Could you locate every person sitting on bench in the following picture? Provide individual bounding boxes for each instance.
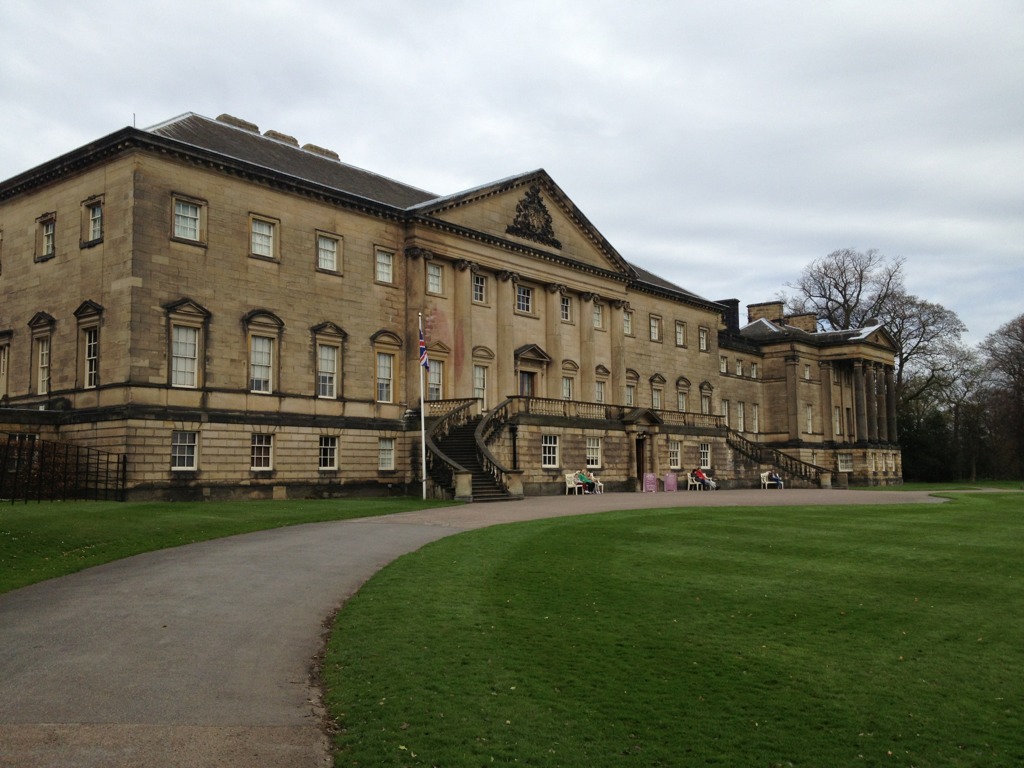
[693,467,715,490]
[576,469,596,494]
[768,470,783,489]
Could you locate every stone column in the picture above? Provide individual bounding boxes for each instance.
[627,429,638,487]
[866,364,879,443]
[578,293,597,403]
[885,365,898,443]
[404,247,430,406]
[544,284,565,399]
[819,360,835,442]
[876,364,888,443]
[853,359,868,444]
[453,260,473,398]
[496,271,518,400]
[785,354,800,442]
[610,301,627,405]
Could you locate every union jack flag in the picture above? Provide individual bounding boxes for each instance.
[419,328,430,371]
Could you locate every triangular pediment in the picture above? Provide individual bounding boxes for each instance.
[162,297,211,320]
[622,408,664,426]
[514,343,552,365]
[409,171,633,279]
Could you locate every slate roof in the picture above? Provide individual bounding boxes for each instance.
[146,113,438,209]
[738,317,891,347]
[628,261,717,307]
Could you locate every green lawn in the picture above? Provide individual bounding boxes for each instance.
[324,494,1024,767]
[0,497,455,594]
[868,480,1023,492]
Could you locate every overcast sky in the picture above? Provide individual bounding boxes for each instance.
[2,0,1021,345]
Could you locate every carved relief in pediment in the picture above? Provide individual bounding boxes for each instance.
[505,184,561,249]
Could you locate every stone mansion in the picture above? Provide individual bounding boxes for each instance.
[0,113,902,500]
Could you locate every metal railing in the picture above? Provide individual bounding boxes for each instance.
[1,432,127,503]
[474,398,520,494]
[506,396,726,429]
[725,429,825,486]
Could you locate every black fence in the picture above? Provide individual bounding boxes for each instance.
[0,432,126,503]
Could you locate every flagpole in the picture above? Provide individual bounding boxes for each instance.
[418,313,427,500]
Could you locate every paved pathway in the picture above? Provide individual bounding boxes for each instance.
[0,489,944,767]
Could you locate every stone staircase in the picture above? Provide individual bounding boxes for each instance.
[434,416,514,502]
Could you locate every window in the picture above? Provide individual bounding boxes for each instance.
[561,295,572,322]
[172,198,203,242]
[699,442,711,469]
[623,310,634,336]
[668,440,681,470]
[319,436,338,470]
[249,336,274,393]
[541,434,559,468]
[376,352,394,403]
[593,302,604,329]
[804,364,811,381]
[699,327,710,351]
[317,343,338,398]
[82,198,103,245]
[751,363,759,379]
[586,437,602,469]
[378,437,395,470]
[473,364,487,407]
[626,383,636,407]
[165,299,209,389]
[428,360,444,401]
[834,406,843,435]
[516,284,533,314]
[171,325,199,388]
[250,216,276,259]
[171,431,198,471]
[737,402,745,432]
[735,360,743,376]
[251,434,273,470]
[805,403,814,434]
[472,273,487,303]
[701,392,711,414]
[677,390,688,412]
[375,249,394,283]
[675,321,687,346]
[426,262,443,294]
[838,453,854,473]
[720,356,728,373]
[317,233,340,272]
[519,370,536,397]
[562,376,574,400]
[83,327,99,389]
[752,403,760,433]
[721,399,730,427]
[652,387,663,410]
[37,213,56,260]
[649,315,662,342]
[595,380,605,403]
[36,336,50,394]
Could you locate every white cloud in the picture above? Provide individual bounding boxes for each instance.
[1,0,1021,346]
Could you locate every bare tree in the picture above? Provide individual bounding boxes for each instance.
[785,249,965,404]
[980,314,1024,393]
[978,314,1024,478]
[882,289,967,402]
[785,248,905,331]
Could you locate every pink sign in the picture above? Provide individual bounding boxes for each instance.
[664,473,678,491]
